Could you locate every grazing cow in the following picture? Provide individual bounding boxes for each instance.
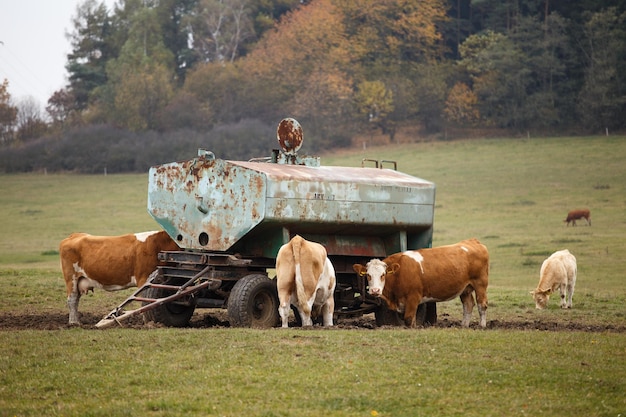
[353,238,489,328]
[564,209,591,226]
[531,249,577,309]
[275,235,336,328]
[59,230,179,325]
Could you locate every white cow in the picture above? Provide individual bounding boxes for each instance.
[275,235,336,328]
[531,249,577,309]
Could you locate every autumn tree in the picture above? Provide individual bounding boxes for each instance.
[355,80,394,136]
[336,0,447,71]
[444,82,479,125]
[292,67,355,149]
[238,0,354,133]
[183,61,250,123]
[15,97,49,142]
[47,89,80,129]
[335,0,448,133]
[0,79,18,144]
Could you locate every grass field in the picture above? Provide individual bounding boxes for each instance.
[1,135,625,416]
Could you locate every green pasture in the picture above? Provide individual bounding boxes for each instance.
[1,329,623,417]
[1,135,625,416]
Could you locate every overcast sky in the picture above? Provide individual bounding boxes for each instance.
[0,0,115,109]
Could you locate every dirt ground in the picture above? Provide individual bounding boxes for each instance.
[1,309,623,332]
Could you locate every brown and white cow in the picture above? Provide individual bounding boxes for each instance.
[531,249,577,309]
[564,209,591,226]
[353,238,489,328]
[275,235,336,328]
[59,230,179,325]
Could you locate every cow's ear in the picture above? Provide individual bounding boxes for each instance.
[353,264,366,275]
[529,290,535,295]
[388,263,401,274]
[545,288,552,294]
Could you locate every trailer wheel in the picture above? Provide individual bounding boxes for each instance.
[227,274,279,328]
[142,270,196,327]
[375,302,436,327]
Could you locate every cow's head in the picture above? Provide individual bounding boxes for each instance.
[353,259,399,297]
[530,289,551,309]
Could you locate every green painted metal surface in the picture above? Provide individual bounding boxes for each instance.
[148,152,435,259]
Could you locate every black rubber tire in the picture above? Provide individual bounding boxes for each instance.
[227,274,279,328]
[141,270,196,327]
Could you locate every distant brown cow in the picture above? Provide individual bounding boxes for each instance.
[353,238,489,328]
[564,209,591,226]
[60,231,179,325]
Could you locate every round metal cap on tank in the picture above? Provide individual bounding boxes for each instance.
[277,118,303,155]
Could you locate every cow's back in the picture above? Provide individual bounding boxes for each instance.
[540,249,576,288]
[59,233,91,268]
[61,233,140,282]
[60,231,177,288]
[276,235,327,295]
[461,238,490,279]
[417,238,488,281]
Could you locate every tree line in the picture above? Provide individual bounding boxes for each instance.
[1,0,625,173]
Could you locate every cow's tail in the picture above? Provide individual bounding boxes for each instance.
[292,235,309,313]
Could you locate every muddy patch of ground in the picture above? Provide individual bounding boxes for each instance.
[0,310,623,332]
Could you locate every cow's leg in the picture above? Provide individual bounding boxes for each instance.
[402,298,420,328]
[287,293,313,327]
[321,296,334,327]
[65,274,83,325]
[474,288,488,328]
[298,305,313,327]
[277,285,293,328]
[67,291,81,325]
[460,289,475,328]
[278,300,291,328]
[566,280,575,309]
[559,283,567,308]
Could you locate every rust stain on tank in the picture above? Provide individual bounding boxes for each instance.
[277,118,303,154]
